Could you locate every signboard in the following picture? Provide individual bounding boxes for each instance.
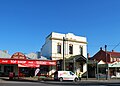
[11,52,26,59]
[18,64,40,68]
[0,59,56,66]
[35,68,40,76]
[109,62,120,67]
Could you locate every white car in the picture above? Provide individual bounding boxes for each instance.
[54,71,79,82]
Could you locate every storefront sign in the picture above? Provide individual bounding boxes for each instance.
[0,59,56,65]
[18,64,40,67]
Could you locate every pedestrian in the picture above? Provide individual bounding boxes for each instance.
[78,72,82,80]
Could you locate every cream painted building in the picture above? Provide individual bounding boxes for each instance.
[41,32,88,75]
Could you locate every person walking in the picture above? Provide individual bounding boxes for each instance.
[78,72,82,80]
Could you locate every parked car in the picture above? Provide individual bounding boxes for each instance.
[54,71,79,82]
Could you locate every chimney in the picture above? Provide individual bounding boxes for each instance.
[100,47,102,50]
[87,53,90,58]
[112,50,114,52]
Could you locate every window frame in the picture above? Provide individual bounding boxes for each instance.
[57,43,61,54]
[69,44,73,54]
[80,46,83,55]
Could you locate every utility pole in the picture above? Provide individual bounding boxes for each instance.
[105,45,108,80]
[63,37,65,71]
[96,61,99,80]
[86,53,89,80]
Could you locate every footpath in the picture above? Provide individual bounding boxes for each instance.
[0,77,120,84]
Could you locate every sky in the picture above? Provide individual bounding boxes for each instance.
[0,0,120,56]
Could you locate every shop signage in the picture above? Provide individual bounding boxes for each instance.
[18,64,40,68]
[0,59,56,65]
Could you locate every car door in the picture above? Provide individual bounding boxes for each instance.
[69,71,75,80]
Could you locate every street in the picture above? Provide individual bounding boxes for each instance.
[1,78,120,86]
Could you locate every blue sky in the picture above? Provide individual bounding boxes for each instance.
[0,0,120,56]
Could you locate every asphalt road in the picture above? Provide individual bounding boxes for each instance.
[1,78,120,86]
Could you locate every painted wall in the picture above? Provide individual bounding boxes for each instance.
[41,32,87,60]
[41,36,52,59]
[41,32,87,75]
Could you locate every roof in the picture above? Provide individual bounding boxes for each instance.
[0,50,11,58]
[107,51,120,58]
[91,49,120,63]
[66,55,87,62]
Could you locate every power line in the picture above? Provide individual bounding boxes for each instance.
[112,42,120,50]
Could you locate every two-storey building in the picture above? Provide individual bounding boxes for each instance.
[41,32,87,76]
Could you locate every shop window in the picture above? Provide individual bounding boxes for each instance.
[57,43,61,54]
[0,66,1,71]
[69,44,73,54]
[4,65,13,76]
[39,66,49,76]
[57,60,62,71]
[19,68,31,77]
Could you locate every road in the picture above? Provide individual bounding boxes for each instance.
[1,78,120,86]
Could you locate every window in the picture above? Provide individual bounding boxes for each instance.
[111,58,113,62]
[70,71,74,75]
[4,65,13,76]
[80,46,83,55]
[57,43,61,54]
[113,58,116,61]
[69,44,73,54]
[0,66,1,71]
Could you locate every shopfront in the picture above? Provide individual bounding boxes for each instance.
[0,59,57,77]
[0,52,57,77]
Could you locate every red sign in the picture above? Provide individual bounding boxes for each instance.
[18,64,40,67]
[0,59,56,66]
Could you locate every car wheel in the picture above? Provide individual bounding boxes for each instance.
[74,78,78,82]
[59,77,63,82]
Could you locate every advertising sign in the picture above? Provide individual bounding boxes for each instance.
[0,59,56,66]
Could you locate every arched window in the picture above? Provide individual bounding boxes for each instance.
[69,44,73,54]
[57,43,61,54]
[80,46,83,55]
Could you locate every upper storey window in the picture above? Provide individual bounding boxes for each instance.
[69,44,73,54]
[80,46,83,55]
[57,43,61,54]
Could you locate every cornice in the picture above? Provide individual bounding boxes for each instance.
[50,37,87,44]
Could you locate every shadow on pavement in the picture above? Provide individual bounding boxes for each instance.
[0,77,38,82]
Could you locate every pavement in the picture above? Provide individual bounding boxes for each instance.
[0,77,120,84]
